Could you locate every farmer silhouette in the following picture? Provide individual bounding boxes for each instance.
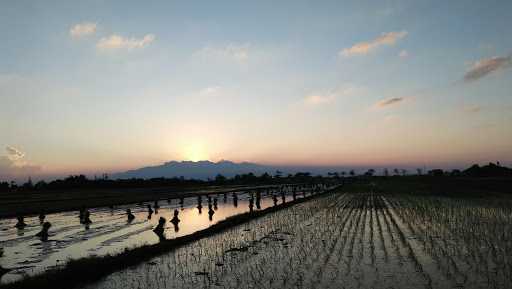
[232,192,238,207]
[170,209,180,224]
[126,209,135,222]
[256,191,261,209]
[82,211,92,225]
[36,222,51,241]
[153,217,166,241]
[15,215,27,229]
[147,204,154,219]
[249,197,254,212]
[208,204,215,221]
[170,209,180,232]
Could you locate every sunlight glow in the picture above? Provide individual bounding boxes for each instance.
[183,142,209,162]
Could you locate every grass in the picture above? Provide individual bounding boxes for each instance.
[0,186,340,289]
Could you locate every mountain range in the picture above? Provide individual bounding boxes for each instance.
[112,160,352,180]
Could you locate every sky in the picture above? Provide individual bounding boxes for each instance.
[1,0,512,180]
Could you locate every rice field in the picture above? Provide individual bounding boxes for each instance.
[83,189,512,289]
[0,185,329,285]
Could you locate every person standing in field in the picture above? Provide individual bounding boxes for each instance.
[147,204,154,219]
[153,217,166,241]
[208,204,215,221]
[82,211,92,225]
[126,209,135,222]
[170,209,180,232]
[15,215,27,229]
[36,222,52,241]
[232,192,238,207]
[249,197,254,212]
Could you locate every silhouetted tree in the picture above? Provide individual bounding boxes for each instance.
[214,174,227,184]
[22,177,33,190]
[364,169,375,177]
[260,172,271,181]
[0,182,10,193]
[450,169,461,176]
[429,169,444,177]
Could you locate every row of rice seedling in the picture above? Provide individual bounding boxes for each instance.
[386,193,512,289]
[87,190,452,289]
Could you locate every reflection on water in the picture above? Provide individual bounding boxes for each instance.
[0,186,330,284]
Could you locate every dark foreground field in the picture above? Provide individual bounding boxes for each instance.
[2,177,512,289]
[78,178,512,289]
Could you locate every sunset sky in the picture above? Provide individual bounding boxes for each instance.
[1,0,512,180]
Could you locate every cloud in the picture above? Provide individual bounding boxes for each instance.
[340,31,408,57]
[374,97,404,109]
[463,105,481,113]
[199,86,222,97]
[96,34,155,50]
[303,86,359,106]
[399,50,409,58]
[464,56,511,82]
[197,43,250,63]
[304,94,336,105]
[70,22,97,38]
[6,146,24,160]
[0,147,41,180]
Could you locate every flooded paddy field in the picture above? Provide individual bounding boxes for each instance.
[83,190,512,289]
[0,185,321,284]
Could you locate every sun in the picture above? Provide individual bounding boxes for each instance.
[183,143,209,162]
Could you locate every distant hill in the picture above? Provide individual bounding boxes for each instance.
[113,160,276,180]
[112,160,361,180]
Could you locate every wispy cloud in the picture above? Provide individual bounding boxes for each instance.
[464,55,511,82]
[199,86,223,97]
[373,97,405,109]
[303,86,360,107]
[0,147,41,180]
[304,94,336,105]
[340,31,408,57]
[6,146,24,160]
[70,22,97,38]
[197,43,250,63]
[96,34,155,50]
[399,50,409,58]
